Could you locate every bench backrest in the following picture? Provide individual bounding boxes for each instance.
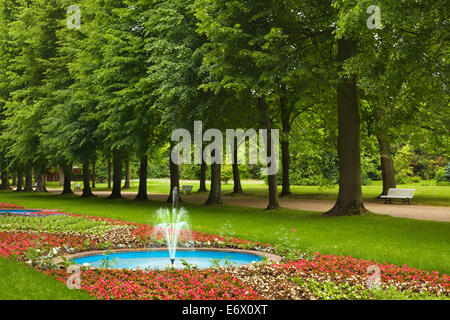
[387,188,415,198]
[181,185,193,191]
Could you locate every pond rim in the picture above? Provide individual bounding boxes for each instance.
[53,247,281,268]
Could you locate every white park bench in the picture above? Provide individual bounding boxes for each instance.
[180,185,194,195]
[73,183,82,191]
[380,188,415,204]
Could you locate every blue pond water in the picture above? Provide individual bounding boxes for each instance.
[72,250,263,270]
[0,210,43,216]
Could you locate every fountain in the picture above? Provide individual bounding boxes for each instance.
[152,187,191,267]
[68,188,274,270]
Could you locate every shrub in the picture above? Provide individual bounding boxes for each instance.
[180,164,200,180]
[435,166,450,186]
[394,145,415,184]
[221,165,233,184]
[410,176,421,183]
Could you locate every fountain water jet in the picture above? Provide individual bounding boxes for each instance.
[152,187,190,267]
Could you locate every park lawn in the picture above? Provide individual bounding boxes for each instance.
[0,257,92,300]
[1,191,449,274]
[46,179,450,207]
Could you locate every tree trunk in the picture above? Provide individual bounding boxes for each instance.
[59,168,64,187]
[325,38,366,216]
[123,160,130,189]
[15,170,23,192]
[108,153,122,199]
[167,143,181,203]
[34,169,47,193]
[81,161,94,197]
[198,162,208,192]
[12,175,17,187]
[280,139,291,197]
[280,93,292,197]
[205,162,222,205]
[377,135,396,197]
[259,96,280,210]
[107,158,112,189]
[23,168,33,192]
[0,170,10,190]
[136,155,148,201]
[92,160,96,189]
[232,142,243,194]
[61,164,73,195]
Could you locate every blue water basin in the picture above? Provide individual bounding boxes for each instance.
[72,250,263,270]
[0,210,43,216]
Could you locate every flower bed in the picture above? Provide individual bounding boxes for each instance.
[0,231,93,259]
[45,268,262,300]
[0,204,448,300]
[0,202,25,209]
[227,254,449,300]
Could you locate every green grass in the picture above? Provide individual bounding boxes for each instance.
[1,191,449,274]
[46,179,450,206]
[0,257,92,300]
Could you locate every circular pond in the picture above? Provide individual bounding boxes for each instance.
[0,209,44,216]
[71,250,264,270]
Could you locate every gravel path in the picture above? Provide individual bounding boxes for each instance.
[48,189,450,223]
